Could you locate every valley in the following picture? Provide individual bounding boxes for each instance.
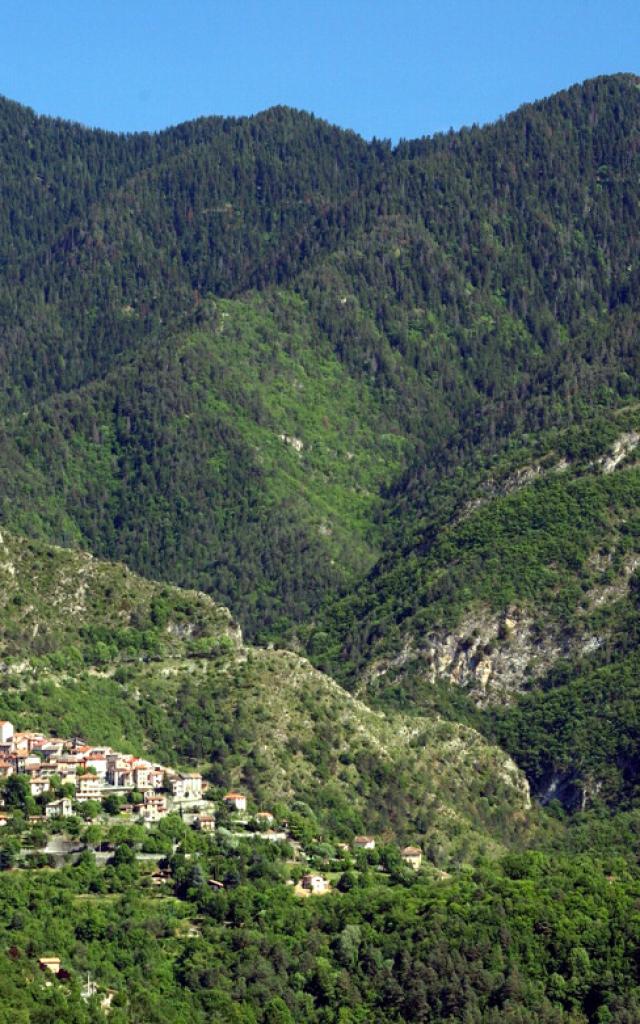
[2,73,640,1021]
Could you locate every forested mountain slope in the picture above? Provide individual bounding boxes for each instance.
[0,528,532,858]
[309,410,640,814]
[2,75,640,640]
[5,76,640,1022]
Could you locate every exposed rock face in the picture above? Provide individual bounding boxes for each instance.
[422,610,570,704]
[456,431,640,527]
[278,433,304,453]
[598,431,640,473]
[364,608,573,706]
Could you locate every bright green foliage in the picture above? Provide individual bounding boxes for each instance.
[315,412,640,677]
[0,842,639,1022]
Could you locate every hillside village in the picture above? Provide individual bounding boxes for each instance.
[0,719,424,880]
[0,713,437,1012]
[0,719,203,821]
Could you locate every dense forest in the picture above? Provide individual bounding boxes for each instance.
[3,840,640,1023]
[1,74,640,639]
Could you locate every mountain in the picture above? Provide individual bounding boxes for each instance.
[309,409,640,812]
[0,527,532,859]
[1,74,640,643]
[0,539,639,1023]
[5,75,640,1022]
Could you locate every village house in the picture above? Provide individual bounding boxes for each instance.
[138,802,162,824]
[144,792,168,813]
[15,731,45,752]
[401,846,423,870]
[29,776,50,797]
[84,754,108,778]
[2,721,180,819]
[171,773,203,801]
[45,797,74,820]
[353,835,376,851]
[0,720,14,745]
[71,743,92,757]
[255,810,274,824]
[301,873,330,895]
[195,812,216,833]
[107,756,136,788]
[55,752,87,770]
[223,791,247,812]
[37,763,65,779]
[38,956,61,975]
[57,771,78,789]
[132,762,156,790]
[0,812,11,827]
[39,740,65,761]
[149,766,165,790]
[77,774,102,801]
[150,868,172,887]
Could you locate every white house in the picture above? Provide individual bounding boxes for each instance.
[401,846,423,871]
[38,956,61,975]
[171,774,203,801]
[195,812,216,833]
[84,755,108,778]
[144,792,168,813]
[133,763,156,791]
[57,771,78,789]
[77,774,102,801]
[139,802,162,824]
[45,797,74,819]
[223,791,247,812]
[0,721,14,745]
[353,835,375,851]
[29,776,50,797]
[301,873,330,894]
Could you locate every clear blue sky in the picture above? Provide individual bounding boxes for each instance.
[1,0,638,141]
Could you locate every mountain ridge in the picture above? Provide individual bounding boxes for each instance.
[3,73,640,641]
[3,73,640,815]
[0,525,533,859]
[4,74,640,1022]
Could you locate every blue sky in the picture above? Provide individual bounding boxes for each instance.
[1,0,638,140]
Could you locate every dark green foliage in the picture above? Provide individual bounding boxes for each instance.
[489,590,640,810]
[2,76,640,639]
